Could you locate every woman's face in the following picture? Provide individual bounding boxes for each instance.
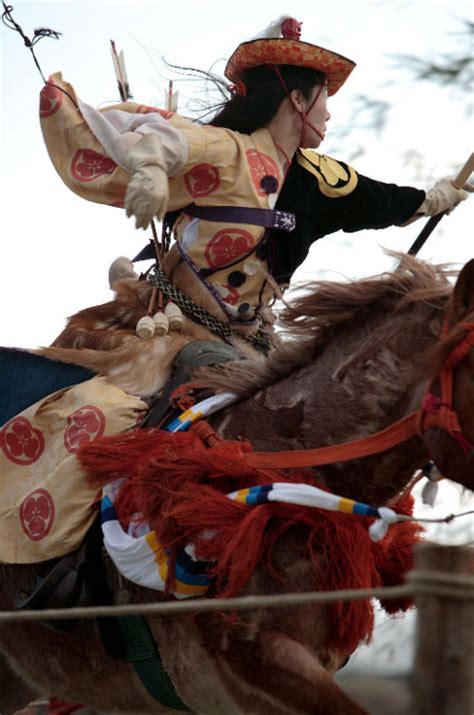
[299,84,330,148]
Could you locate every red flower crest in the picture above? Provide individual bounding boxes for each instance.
[64,405,106,454]
[184,163,220,198]
[71,150,117,183]
[39,82,63,118]
[204,228,254,269]
[246,150,279,197]
[1,416,45,465]
[19,489,55,541]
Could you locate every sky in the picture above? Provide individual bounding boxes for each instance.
[0,0,473,680]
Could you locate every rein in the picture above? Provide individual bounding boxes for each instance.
[246,320,474,470]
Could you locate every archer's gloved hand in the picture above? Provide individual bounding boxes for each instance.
[418,176,473,217]
[124,134,169,229]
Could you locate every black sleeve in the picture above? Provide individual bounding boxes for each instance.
[269,154,425,283]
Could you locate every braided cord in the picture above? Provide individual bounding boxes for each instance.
[149,266,272,354]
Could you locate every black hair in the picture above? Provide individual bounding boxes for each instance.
[208,64,326,133]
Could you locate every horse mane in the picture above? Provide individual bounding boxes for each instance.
[199,253,455,397]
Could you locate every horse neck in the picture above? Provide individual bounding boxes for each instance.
[217,303,444,505]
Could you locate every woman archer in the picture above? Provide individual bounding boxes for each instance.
[38,15,471,376]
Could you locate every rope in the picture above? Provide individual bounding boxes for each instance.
[149,265,272,354]
[406,570,474,600]
[0,585,413,623]
[2,567,472,624]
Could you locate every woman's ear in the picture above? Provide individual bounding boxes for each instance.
[289,89,305,114]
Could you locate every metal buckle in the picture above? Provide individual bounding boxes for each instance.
[274,211,296,232]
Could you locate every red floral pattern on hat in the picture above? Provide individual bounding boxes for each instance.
[204,228,254,269]
[246,149,280,197]
[225,39,355,96]
[39,82,63,118]
[184,163,220,198]
[71,150,117,182]
[64,405,106,454]
[19,488,55,541]
[1,416,45,465]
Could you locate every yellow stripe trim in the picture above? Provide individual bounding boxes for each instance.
[338,498,356,514]
[174,581,209,596]
[232,488,250,504]
[146,530,169,582]
[146,531,209,596]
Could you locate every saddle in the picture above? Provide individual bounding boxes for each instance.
[14,340,241,632]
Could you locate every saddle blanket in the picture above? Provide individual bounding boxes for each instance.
[0,376,146,563]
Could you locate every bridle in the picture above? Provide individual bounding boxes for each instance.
[417,320,474,457]
[245,317,474,470]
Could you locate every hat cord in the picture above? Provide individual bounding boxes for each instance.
[271,65,326,146]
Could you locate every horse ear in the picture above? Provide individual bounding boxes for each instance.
[452,259,474,317]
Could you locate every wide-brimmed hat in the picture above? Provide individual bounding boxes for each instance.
[224,16,356,96]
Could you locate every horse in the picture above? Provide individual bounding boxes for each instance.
[0,253,473,715]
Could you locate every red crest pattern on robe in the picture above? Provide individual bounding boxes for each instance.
[184,163,220,198]
[19,488,55,541]
[1,416,45,465]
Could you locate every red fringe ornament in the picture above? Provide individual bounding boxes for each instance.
[79,428,423,654]
[281,18,302,40]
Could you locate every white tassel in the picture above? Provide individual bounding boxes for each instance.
[421,479,439,507]
[428,463,443,481]
[369,520,390,542]
[164,302,184,330]
[421,461,444,506]
[136,315,155,339]
[152,311,169,336]
[369,506,399,542]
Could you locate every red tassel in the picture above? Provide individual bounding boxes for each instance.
[78,430,423,654]
[281,18,302,40]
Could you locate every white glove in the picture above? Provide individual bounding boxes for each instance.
[417,176,473,217]
[124,134,170,229]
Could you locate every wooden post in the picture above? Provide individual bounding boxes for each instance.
[410,544,474,715]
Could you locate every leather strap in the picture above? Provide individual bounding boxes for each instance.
[182,203,296,232]
[117,615,189,711]
[245,412,419,469]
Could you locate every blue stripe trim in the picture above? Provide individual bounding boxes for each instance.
[245,491,270,505]
[353,503,379,517]
[247,484,273,494]
[174,559,214,586]
[176,419,193,432]
[176,549,212,576]
[101,496,116,523]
